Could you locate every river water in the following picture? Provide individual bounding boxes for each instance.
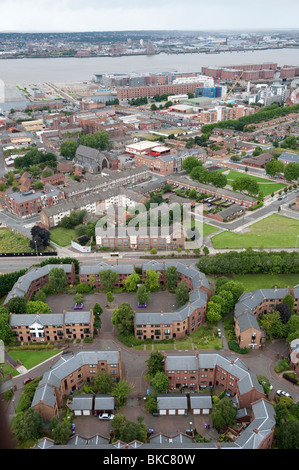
[0,48,298,110]
[0,48,298,85]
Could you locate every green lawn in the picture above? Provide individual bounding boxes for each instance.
[230,273,299,291]
[8,349,61,370]
[50,227,77,247]
[224,169,286,196]
[184,220,219,239]
[0,228,31,253]
[211,214,299,249]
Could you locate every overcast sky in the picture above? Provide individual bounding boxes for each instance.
[0,0,299,32]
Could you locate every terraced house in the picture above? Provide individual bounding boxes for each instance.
[9,311,94,343]
[30,350,122,421]
[234,286,298,350]
[4,263,76,306]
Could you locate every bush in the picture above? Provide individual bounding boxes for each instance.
[228,340,249,354]
[76,283,92,294]
[275,359,290,373]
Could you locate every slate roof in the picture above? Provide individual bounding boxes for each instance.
[157,394,188,410]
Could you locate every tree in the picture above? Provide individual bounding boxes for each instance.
[278,420,299,449]
[12,408,43,441]
[151,371,170,393]
[276,303,292,324]
[49,416,72,445]
[175,281,189,307]
[259,311,287,339]
[182,156,202,174]
[93,302,103,316]
[60,140,78,159]
[7,296,27,314]
[124,271,141,292]
[91,371,114,394]
[146,351,164,377]
[136,284,149,306]
[112,378,134,407]
[111,413,127,435]
[145,269,160,292]
[211,397,238,431]
[106,291,114,304]
[34,289,47,303]
[265,158,284,176]
[164,266,178,291]
[99,269,118,291]
[0,312,13,343]
[49,267,66,293]
[111,302,134,335]
[73,293,83,305]
[217,280,245,303]
[145,392,158,414]
[26,301,52,314]
[119,420,147,444]
[30,225,51,251]
[284,162,299,181]
[206,301,222,323]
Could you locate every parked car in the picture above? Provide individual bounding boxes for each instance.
[276,390,292,399]
[23,377,34,385]
[98,413,114,420]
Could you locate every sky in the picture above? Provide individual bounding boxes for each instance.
[0,0,299,32]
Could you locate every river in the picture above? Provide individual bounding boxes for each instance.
[0,48,298,86]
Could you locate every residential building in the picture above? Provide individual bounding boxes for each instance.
[4,188,65,218]
[9,310,94,343]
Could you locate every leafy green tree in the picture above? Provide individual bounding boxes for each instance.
[60,140,78,159]
[107,291,114,304]
[265,158,284,176]
[175,281,189,307]
[145,269,160,292]
[34,289,47,303]
[90,371,114,394]
[99,269,118,291]
[164,266,178,291]
[206,301,222,323]
[111,302,134,335]
[182,156,202,174]
[26,301,52,314]
[0,313,13,343]
[93,303,103,316]
[146,351,164,377]
[124,271,141,292]
[112,379,134,407]
[145,392,158,414]
[11,408,43,441]
[151,371,170,393]
[136,284,149,306]
[278,420,299,449]
[119,420,147,443]
[217,280,244,303]
[49,267,67,293]
[211,397,238,431]
[49,416,72,445]
[111,413,127,435]
[259,311,287,339]
[7,296,27,314]
[284,162,299,181]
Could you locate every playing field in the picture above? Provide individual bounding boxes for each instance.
[50,227,77,247]
[224,170,286,196]
[211,214,299,249]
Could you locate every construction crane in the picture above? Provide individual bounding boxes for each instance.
[223,72,244,102]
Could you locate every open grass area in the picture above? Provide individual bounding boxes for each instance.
[8,349,61,370]
[224,169,286,196]
[0,228,31,253]
[230,273,299,291]
[211,214,299,249]
[184,219,219,239]
[50,227,77,247]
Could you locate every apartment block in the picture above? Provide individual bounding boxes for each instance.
[4,188,65,218]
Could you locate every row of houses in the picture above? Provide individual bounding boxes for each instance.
[31,349,276,450]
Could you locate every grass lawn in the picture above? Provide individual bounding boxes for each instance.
[0,228,31,253]
[8,349,61,370]
[50,227,77,247]
[224,169,286,196]
[175,336,193,349]
[191,325,222,349]
[231,273,299,291]
[0,363,19,377]
[184,219,219,239]
[211,214,299,249]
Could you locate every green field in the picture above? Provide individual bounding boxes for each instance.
[8,349,61,370]
[224,170,286,196]
[211,214,299,249]
[184,219,219,239]
[0,228,31,253]
[230,273,299,291]
[50,227,77,246]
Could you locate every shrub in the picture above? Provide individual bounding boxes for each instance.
[76,283,92,294]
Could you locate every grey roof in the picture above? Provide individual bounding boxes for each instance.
[94,395,115,410]
[31,383,57,408]
[166,354,198,371]
[5,188,63,203]
[157,394,188,410]
[278,151,299,163]
[190,394,212,409]
[149,433,193,445]
[79,261,134,276]
[4,264,74,305]
[71,395,94,411]
[217,203,244,219]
